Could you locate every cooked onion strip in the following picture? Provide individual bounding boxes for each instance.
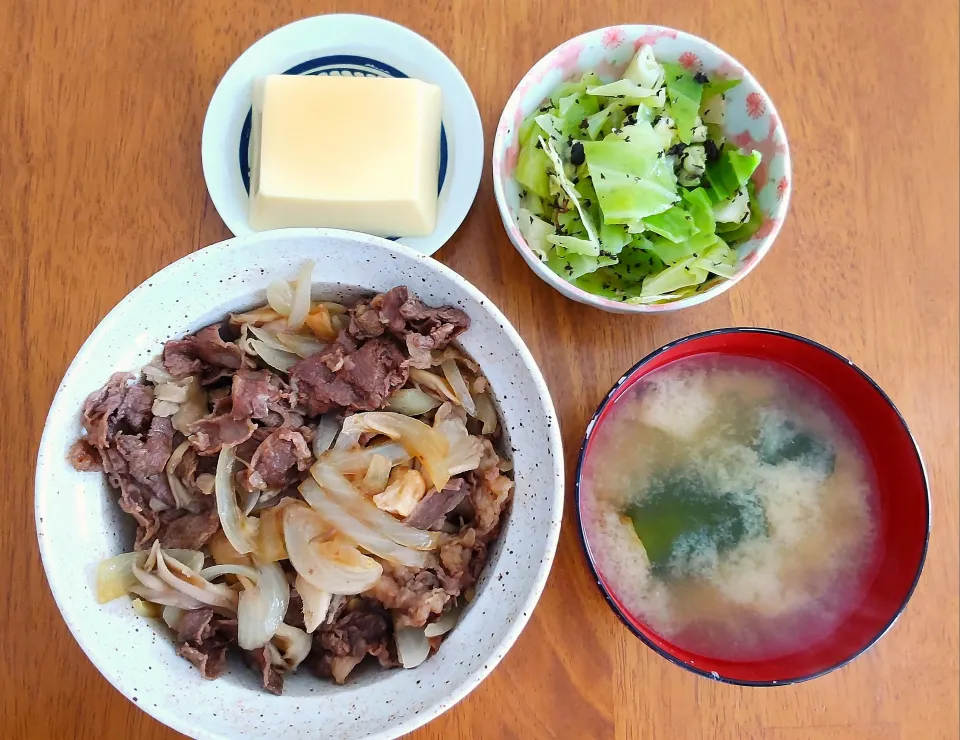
[282,504,381,594]
[248,325,288,352]
[277,332,326,358]
[162,605,184,629]
[296,575,332,633]
[96,548,203,604]
[386,388,442,416]
[312,463,440,550]
[312,414,339,457]
[166,441,194,509]
[215,446,257,554]
[200,563,261,582]
[253,501,289,563]
[249,339,299,372]
[129,586,205,610]
[302,475,436,564]
[434,404,484,475]
[320,443,411,474]
[409,368,459,404]
[156,549,239,611]
[395,626,431,668]
[272,622,312,670]
[474,392,499,435]
[230,306,283,326]
[424,602,462,637]
[441,359,477,416]
[358,454,391,495]
[131,598,162,618]
[266,279,293,316]
[237,561,289,650]
[288,260,314,331]
[338,413,450,491]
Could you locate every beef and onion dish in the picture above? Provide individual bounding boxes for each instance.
[69,262,513,694]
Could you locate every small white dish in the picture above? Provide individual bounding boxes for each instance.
[35,228,564,740]
[202,15,484,256]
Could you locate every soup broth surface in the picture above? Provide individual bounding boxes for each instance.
[580,354,877,661]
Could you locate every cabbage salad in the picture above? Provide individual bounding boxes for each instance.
[514,46,763,304]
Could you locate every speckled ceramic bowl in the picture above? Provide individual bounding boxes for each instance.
[35,229,564,740]
[492,25,792,313]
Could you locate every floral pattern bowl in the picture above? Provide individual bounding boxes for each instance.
[492,25,792,314]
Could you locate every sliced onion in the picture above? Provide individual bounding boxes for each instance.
[162,605,184,629]
[338,413,451,491]
[230,306,283,326]
[131,598,162,618]
[241,487,260,517]
[441,359,477,416]
[312,463,440,550]
[372,469,427,518]
[208,529,252,567]
[170,376,208,435]
[196,474,216,495]
[395,626,431,668]
[129,586,205,610]
[410,368,459,404]
[474,392,499,435]
[358,454,392,495]
[266,279,293,316]
[215,446,257,554]
[301,476,434,565]
[166,441,194,509]
[132,560,171,593]
[318,301,347,315]
[424,602,462,637]
[386,388,442,416]
[433,403,484,476]
[97,549,202,604]
[142,358,174,385]
[200,563,262,582]
[287,260,314,331]
[277,332,326,358]
[312,414,340,457]
[254,501,289,563]
[296,575,332,633]
[237,561,289,650]
[152,399,180,417]
[273,622,312,670]
[156,550,239,611]
[325,594,346,624]
[155,383,189,403]
[248,325,288,352]
[249,339,299,372]
[321,443,411,474]
[282,504,382,594]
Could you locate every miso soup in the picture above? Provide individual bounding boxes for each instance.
[580,354,877,662]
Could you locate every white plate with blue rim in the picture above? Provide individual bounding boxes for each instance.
[201,14,484,256]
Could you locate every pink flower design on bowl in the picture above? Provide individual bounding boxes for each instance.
[776,177,789,201]
[602,28,625,49]
[678,51,701,70]
[746,92,767,119]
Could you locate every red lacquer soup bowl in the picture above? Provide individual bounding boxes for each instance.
[574,328,930,685]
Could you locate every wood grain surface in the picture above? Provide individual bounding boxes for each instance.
[2,1,957,738]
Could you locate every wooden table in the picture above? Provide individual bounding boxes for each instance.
[2,1,957,738]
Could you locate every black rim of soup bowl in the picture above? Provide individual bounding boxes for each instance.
[573,327,932,687]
